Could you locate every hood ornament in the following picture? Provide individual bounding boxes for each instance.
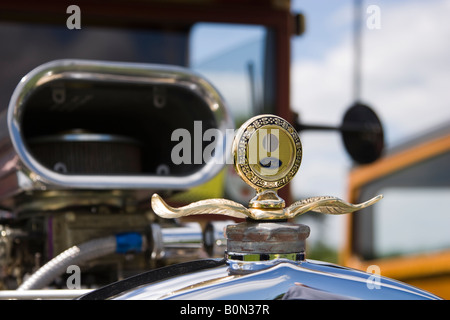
[151,193,382,221]
[151,115,382,220]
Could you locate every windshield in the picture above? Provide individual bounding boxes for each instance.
[353,149,450,260]
[190,23,268,124]
[0,21,271,124]
[0,21,190,113]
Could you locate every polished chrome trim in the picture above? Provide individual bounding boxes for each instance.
[226,252,305,262]
[0,289,93,300]
[110,260,442,300]
[28,132,141,145]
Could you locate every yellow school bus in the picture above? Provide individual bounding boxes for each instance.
[341,123,450,299]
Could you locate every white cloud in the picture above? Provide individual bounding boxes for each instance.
[293,0,450,147]
[362,0,450,142]
[195,70,253,119]
[290,0,450,248]
[291,41,353,128]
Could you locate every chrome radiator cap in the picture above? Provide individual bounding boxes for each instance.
[225,221,310,272]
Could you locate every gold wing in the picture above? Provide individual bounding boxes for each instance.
[285,194,383,218]
[152,193,383,220]
[151,194,251,219]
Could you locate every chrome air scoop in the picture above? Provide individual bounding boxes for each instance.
[151,115,382,265]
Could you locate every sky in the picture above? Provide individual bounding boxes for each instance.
[291,0,450,191]
[190,0,450,249]
[288,0,450,248]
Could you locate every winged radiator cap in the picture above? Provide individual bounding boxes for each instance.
[151,114,382,220]
[80,115,443,301]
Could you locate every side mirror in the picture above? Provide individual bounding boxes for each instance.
[295,102,384,164]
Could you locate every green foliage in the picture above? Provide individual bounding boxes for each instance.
[306,242,338,264]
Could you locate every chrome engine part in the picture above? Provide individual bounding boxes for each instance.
[0,60,233,290]
[0,59,232,204]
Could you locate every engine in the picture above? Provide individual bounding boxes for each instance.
[0,60,233,290]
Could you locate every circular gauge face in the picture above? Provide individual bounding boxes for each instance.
[233,115,302,191]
